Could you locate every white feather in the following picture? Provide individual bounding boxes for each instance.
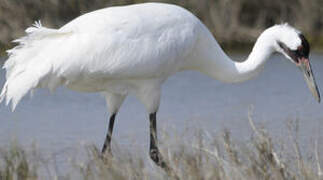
[0,3,304,113]
[1,21,72,110]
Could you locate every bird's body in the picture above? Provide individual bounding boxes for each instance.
[0,2,319,169]
[59,3,198,82]
[2,3,214,112]
[2,2,257,112]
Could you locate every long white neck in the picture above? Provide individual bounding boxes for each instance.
[195,28,276,83]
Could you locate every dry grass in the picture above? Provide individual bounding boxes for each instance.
[0,117,321,180]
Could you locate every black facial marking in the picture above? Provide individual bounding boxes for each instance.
[290,34,310,59]
[278,41,299,63]
[277,34,310,64]
[298,34,310,58]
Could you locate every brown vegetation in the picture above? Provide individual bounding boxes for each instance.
[0,0,323,55]
[0,119,321,180]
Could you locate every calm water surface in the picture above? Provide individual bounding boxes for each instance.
[0,54,322,155]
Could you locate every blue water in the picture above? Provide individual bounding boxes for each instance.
[0,53,322,155]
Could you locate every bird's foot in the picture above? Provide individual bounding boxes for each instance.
[150,149,179,179]
[150,148,166,167]
[149,149,168,173]
[100,148,114,163]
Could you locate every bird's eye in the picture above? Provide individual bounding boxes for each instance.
[278,41,285,50]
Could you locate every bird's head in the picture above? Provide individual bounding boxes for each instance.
[271,24,320,103]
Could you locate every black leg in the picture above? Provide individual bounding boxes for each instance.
[149,112,167,168]
[102,113,116,154]
[149,113,179,179]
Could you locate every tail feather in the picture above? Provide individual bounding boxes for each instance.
[4,71,40,110]
[0,21,71,111]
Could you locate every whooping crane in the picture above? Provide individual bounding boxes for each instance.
[0,3,320,168]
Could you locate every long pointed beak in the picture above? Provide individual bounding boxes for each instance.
[298,57,320,103]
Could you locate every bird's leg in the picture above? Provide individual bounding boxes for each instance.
[102,113,116,155]
[149,112,167,168]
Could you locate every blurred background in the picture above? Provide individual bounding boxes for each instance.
[0,1,323,176]
[0,0,323,55]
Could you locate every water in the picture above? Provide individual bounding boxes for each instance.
[0,54,323,155]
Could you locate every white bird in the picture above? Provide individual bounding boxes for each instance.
[0,3,320,167]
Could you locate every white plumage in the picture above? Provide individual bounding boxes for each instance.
[0,3,319,166]
[1,3,204,112]
[1,3,308,111]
